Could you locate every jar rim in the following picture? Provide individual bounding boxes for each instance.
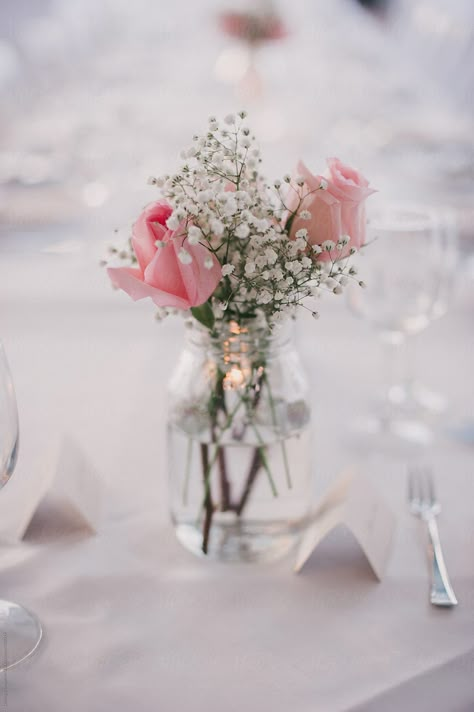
[185,317,293,351]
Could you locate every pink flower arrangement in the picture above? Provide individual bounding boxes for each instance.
[106,112,375,323]
[218,11,288,45]
[104,113,376,558]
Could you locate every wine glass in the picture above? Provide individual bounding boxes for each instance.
[0,343,42,670]
[348,203,457,445]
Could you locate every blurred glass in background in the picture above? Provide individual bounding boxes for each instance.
[348,203,458,447]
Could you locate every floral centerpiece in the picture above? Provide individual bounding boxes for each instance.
[216,3,288,100]
[218,8,288,47]
[107,112,375,562]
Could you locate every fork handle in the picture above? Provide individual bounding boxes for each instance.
[427,517,458,607]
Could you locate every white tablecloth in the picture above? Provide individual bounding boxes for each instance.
[1,226,473,710]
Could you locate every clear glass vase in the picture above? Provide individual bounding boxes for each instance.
[167,319,312,563]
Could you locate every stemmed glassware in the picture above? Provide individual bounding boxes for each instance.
[348,203,457,445]
[0,343,42,670]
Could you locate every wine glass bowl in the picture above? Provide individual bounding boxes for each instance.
[0,343,42,670]
[350,207,448,341]
[348,203,457,445]
[0,346,19,490]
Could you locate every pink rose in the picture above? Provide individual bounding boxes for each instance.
[287,158,376,259]
[108,200,222,309]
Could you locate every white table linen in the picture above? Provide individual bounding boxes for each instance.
[1,229,473,711]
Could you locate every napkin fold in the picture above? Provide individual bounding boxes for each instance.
[295,469,396,579]
[0,434,104,544]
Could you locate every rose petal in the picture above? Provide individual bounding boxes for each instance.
[174,239,222,306]
[132,201,173,272]
[144,241,188,303]
[107,265,191,309]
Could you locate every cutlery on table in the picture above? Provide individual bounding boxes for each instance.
[408,467,458,608]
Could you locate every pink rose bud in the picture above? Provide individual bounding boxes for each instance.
[286,158,376,260]
[108,200,222,309]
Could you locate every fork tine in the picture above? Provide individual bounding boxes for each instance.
[421,468,431,505]
[408,468,420,503]
[426,468,436,505]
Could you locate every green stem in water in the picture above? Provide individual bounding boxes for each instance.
[182,436,194,506]
[248,422,278,498]
[200,399,243,512]
[200,443,214,554]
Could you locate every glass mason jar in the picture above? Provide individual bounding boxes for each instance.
[167,319,312,563]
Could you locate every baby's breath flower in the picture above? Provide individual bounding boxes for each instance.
[197,190,212,204]
[187,226,201,245]
[221,264,235,277]
[265,248,278,265]
[222,199,237,217]
[178,248,192,265]
[203,256,214,270]
[295,228,308,239]
[256,290,272,305]
[235,223,250,239]
[210,218,224,237]
[166,214,180,230]
[299,210,311,220]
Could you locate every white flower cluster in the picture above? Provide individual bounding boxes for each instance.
[145,112,361,325]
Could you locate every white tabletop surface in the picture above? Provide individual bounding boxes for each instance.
[0,224,473,711]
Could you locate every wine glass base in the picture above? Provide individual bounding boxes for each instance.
[0,600,42,670]
[353,413,433,451]
[389,382,446,415]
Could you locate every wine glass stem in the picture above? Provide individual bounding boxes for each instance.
[381,335,416,410]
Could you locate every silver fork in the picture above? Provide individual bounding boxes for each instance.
[408,467,458,608]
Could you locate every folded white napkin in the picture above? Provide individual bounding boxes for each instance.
[0,434,104,543]
[295,469,396,579]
